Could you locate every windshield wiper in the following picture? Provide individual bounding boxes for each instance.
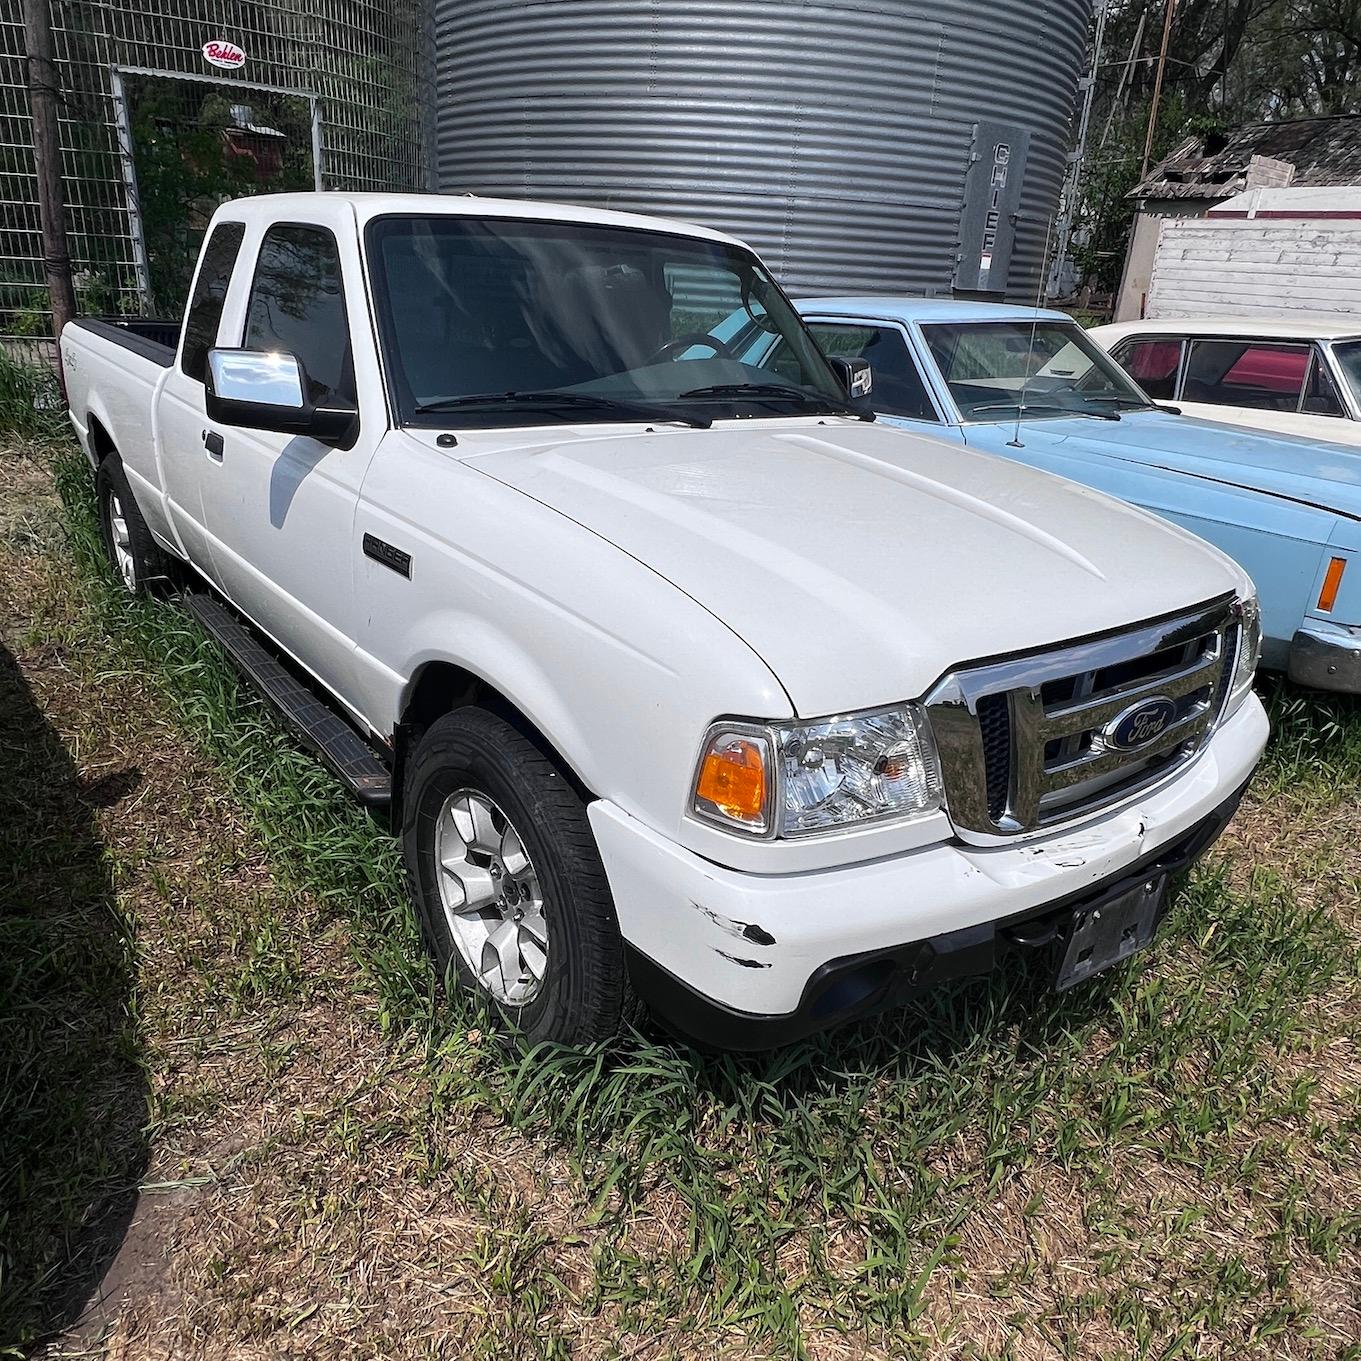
[678,381,875,421]
[968,399,1121,422]
[413,389,712,429]
[1077,394,1157,412]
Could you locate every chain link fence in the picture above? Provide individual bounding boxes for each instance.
[1,0,428,343]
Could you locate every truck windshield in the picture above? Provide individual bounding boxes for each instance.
[366,215,849,428]
[922,319,1155,422]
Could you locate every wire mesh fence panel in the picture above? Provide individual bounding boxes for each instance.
[1,0,427,342]
[117,72,318,314]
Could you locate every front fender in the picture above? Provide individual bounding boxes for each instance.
[355,442,791,851]
[385,583,786,853]
[398,608,628,801]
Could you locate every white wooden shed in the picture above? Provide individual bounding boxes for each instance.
[1146,186,1361,321]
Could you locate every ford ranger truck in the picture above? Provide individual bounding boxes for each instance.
[62,193,1268,1050]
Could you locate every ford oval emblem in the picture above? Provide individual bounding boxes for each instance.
[1105,696,1177,752]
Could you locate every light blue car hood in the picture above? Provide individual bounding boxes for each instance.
[979,409,1361,523]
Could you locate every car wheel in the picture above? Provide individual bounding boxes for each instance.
[96,455,165,596]
[403,707,633,1046]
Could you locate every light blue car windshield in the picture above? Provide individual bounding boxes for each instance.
[922,320,1154,421]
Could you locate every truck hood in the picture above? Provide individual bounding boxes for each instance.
[462,421,1244,716]
[1003,409,1361,523]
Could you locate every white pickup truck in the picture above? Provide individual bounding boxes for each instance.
[63,192,1268,1050]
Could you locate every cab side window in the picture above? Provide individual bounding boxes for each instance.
[244,225,355,403]
[1182,339,1310,412]
[180,222,245,382]
[1112,337,1182,399]
[806,322,939,421]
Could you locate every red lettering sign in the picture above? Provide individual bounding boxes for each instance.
[203,40,246,70]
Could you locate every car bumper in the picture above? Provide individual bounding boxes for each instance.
[1288,619,1361,693]
[588,693,1268,1050]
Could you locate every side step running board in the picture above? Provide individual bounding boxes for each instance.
[183,592,392,810]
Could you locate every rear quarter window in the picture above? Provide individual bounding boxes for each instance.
[180,222,246,382]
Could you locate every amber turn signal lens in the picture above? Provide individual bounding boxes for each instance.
[1318,556,1347,613]
[695,737,767,825]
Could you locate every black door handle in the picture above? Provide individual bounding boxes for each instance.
[203,429,224,459]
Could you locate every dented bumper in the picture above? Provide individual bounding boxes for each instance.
[1288,619,1361,693]
[589,693,1267,1049]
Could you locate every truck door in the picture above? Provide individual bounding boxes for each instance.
[199,207,382,722]
[157,220,248,581]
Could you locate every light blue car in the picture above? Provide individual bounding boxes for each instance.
[735,298,1361,693]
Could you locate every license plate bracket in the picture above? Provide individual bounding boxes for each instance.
[1055,874,1167,991]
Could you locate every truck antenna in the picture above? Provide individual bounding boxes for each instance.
[1009,211,1058,449]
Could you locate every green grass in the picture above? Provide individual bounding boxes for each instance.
[0,349,66,443]
[2,440,1359,1357]
[1257,674,1361,794]
[47,451,429,1027]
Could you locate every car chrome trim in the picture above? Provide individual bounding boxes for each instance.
[1288,619,1361,693]
[924,596,1239,842]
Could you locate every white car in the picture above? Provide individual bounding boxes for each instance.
[1091,316,1361,447]
[62,192,1266,1050]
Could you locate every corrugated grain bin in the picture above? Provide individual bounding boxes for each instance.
[432,0,1092,299]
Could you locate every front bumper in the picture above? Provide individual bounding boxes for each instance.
[589,693,1267,1049]
[1288,619,1361,693]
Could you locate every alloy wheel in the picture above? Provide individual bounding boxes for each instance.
[434,787,549,1005]
[107,490,136,590]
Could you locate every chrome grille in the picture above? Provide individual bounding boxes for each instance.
[925,598,1240,840]
[976,693,1012,820]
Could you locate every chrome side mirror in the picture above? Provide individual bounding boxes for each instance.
[205,348,356,444]
[208,348,305,409]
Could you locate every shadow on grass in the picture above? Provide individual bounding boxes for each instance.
[0,642,149,1354]
[670,942,1111,1101]
[483,937,1132,1151]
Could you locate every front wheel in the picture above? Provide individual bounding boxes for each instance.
[403,707,633,1046]
[96,455,165,596]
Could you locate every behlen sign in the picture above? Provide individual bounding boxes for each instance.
[202,40,246,70]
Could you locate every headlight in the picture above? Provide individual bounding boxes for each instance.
[1228,593,1261,713]
[691,704,944,838]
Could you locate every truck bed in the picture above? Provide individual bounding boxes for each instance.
[69,317,181,368]
[62,315,185,539]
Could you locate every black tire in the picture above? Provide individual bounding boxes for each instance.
[96,454,166,596]
[403,707,632,1046]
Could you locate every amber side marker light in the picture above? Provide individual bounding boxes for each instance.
[695,737,767,826]
[1318,557,1347,613]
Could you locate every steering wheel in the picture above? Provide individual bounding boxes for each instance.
[649,332,736,364]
